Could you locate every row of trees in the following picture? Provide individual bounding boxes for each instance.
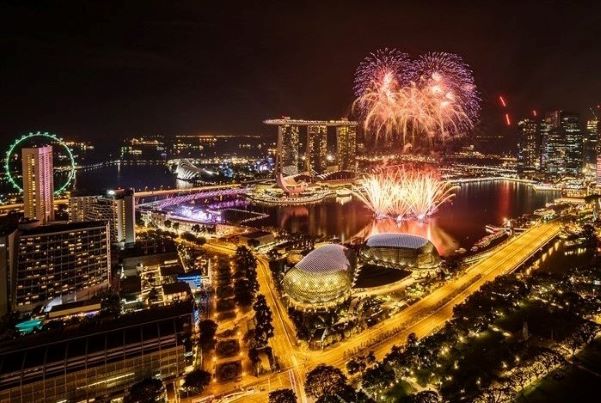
[234,246,259,306]
[358,257,601,401]
[252,294,274,346]
[304,364,372,402]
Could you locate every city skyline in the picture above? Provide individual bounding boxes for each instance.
[1,1,601,145]
[2,3,601,403]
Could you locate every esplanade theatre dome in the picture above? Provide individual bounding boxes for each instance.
[360,233,440,269]
[282,244,354,310]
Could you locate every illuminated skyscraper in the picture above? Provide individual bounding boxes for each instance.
[517,118,539,174]
[276,123,300,176]
[306,125,328,175]
[541,111,582,176]
[11,221,110,312]
[585,117,599,166]
[70,188,136,247]
[22,146,54,224]
[336,124,357,172]
[563,113,583,176]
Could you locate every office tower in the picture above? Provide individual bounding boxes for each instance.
[517,118,539,174]
[12,221,110,312]
[70,189,136,246]
[541,111,582,176]
[336,124,357,172]
[276,123,300,177]
[585,117,599,166]
[306,125,328,175]
[0,303,192,402]
[22,146,54,224]
[563,113,583,175]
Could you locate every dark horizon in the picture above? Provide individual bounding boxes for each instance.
[1,0,601,145]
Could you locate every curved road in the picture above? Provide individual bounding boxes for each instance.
[202,221,561,402]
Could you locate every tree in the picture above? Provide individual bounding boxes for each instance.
[361,363,395,391]
[172,222,180,231]
[183,369,211,393]
[163,220,172,228]
[126,378,165,403]
[191,224,201,233]
[199,319,218,349]
[305,364,348,399]
[269,388,297,403]
[234,278,254,306]
[407,390,441,403]
[253,294,274,346]
[407,332,418,348]
[99,290,121,317]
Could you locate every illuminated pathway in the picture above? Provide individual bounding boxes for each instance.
[197,222,561,402]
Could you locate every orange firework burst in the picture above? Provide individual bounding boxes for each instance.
[354,167,457,221]
[353,50,480,145]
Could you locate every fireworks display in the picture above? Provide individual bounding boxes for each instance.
[353,49,480,145]
[354,167,457,221]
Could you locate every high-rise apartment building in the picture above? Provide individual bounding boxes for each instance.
[70,189,136,246]
[336,124,357,172]
[10,221,110,312]
[306,125,328,175]
[22,146,54,224]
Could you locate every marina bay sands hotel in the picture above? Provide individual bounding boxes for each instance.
[263,117,358,178]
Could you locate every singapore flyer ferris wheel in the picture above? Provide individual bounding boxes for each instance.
[4,131,76,195]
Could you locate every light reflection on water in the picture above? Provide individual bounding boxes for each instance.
[74,167,559,256]
[252,181,559,256]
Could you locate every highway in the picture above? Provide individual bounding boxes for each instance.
[0,184,242,213]
[200,221,561,402]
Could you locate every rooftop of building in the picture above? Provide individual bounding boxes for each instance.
[162,282,191,295]
[240,230,273,239]
[295,244,352,275]
[0,301,193,356]
[119,275,142,294]
[47,299,101,314]
[159,263,185,277]
[19,220,107,236]
[263,117,358,126]
[365,233,430,249]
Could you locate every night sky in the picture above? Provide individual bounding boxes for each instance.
[1,0,601,146]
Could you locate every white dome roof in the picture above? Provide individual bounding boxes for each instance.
[366,233,429,249]
[295,244,351,275]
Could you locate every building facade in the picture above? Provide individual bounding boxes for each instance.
[22,146,54,224]
[70,189,136,246]
[11,221,110,312]
[306,125,328,175]
[336,124,357,172]
[0,303,193,402]
[585,117,599,167]
[517,118,539,174]
[541,111,583,176]
[276,123,300,177]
